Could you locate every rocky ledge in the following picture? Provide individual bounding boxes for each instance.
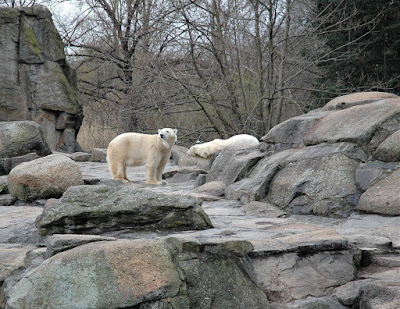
[0,159,399,308]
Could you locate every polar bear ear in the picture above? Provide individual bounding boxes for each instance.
[173,129,177,134]
[158,129,162,134]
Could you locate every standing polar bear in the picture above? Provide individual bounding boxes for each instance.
[187,134,259,159]
[107,128,177,184]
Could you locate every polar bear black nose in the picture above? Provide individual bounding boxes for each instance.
[160,133,164,138]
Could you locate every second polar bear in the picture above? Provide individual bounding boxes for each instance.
[107,128,177,184]
[187,134,259,159]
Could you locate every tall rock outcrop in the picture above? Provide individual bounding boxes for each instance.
[204,92,400,218]
[0,5,82,153]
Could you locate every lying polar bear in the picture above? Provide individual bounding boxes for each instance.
[107,128,177,184]
[187,134,259,159]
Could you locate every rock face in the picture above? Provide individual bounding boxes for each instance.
[217,92,400,217]
[36,184,213,235]
[5,238,269,309]
[8,154,83,201]
[0,6,82,154]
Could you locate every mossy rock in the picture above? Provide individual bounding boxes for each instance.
[19,17,44,63]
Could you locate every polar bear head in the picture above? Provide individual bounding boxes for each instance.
[158,128,178,149]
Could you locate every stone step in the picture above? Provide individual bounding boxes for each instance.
[372,254,400,268]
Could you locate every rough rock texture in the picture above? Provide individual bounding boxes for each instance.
[3,92,400,309]
[2,158,400,308]
[0,6,82,154]
[0,249,30,283]
[221,92,400,217]
[172,145,210,170]
[45,234,117,258]
[5,238,269,309]
[321,91,398,111]
[254,250,356,302]
[356,168,400,215]
[36,184,213,235]
[0,121,51,175]
[8,154,83,201]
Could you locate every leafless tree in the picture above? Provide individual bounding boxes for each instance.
[34,0,384,148]
[1,0,36,7]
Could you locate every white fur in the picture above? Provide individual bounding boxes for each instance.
[107,128,177,184]
[187,134,259,159]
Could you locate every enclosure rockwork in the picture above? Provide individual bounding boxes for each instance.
[0,5,82,154]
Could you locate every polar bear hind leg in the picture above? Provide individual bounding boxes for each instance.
[108,156,130,183]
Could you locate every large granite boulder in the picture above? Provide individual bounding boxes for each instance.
[36,184,213,235]
[213,92,400,217]
[4,238,269,309]
[0,6,82,153]
[356,168,400,216]
[0,121,51,175]
[8,154,83,201]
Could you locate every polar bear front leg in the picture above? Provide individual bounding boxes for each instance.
[155,156,169,184]
[146,163,162,185]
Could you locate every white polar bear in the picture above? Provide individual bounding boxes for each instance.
[107,128,177,184]
[187,134,259,159]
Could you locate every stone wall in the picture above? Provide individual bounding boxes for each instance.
[0,5,82,153]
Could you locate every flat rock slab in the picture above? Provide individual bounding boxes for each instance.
[0,206,43,245]
[36,184,213,235]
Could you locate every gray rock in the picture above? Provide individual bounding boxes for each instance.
[373,129,400,162]
[357,168,400,215]
[253,250,356,302]
[0,153,40,176]
[5,239,183,309]
[271,296,348,309]
[195,173,207,187]
[0,176,8,193]
[226,149,304,203]
[242,201,287,218]
[0,248,30,282]
[172,145,210,170]
[334,279,374,306]
[207,145,265,186]
[358,282,400,309]
[0,194,17,206]
[64,151,92,162]
[355,162,398,191]
[8,154,83,201]
[268,152,359,217]
[45,234,117,257]
[321,91,398,111]
[5,238,269,309]
[91,148,107,162]
[162,166,207,184]
[261,110,328,149]
[36,184,213,235]
[0,6,82,153]
[304,99,400,148]
[193,180,226,197]
[0,121,50,159]
[0,206,43,245]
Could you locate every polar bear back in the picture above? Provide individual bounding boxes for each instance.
[187,134,259,159]
[107,132,157,166]
[225,134,259,146]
